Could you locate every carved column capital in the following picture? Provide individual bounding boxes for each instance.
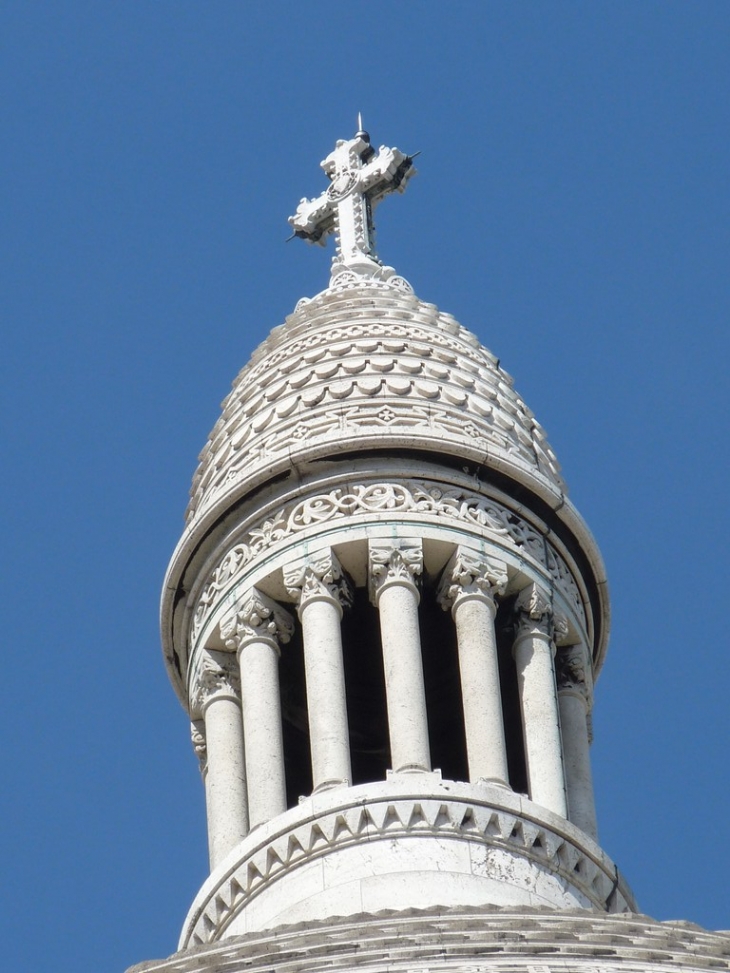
[513,581,555,648]
[190,719,207,774]
[437,546,508,614]
[368,538,423,605]
[219,587,294,654]
[190,649,241,716]
[556,643,593,709]
[283,549,353,617]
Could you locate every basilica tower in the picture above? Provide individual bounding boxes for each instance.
[133,127,730,973]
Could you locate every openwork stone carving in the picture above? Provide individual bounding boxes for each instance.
[190,650,241,715]
[190,479,585,645]
[219,588,294,653]
[283,549,353,612]
[437,547,509,612]
[368,539,423,603]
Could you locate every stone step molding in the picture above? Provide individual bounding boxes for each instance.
[131,906,730,973]
[178,776,636,948]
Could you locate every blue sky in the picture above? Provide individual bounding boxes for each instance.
[2,4,729,971]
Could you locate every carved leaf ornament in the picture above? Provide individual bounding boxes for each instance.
[191,480,585,643]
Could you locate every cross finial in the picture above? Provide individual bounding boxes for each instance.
[288,124,416,286]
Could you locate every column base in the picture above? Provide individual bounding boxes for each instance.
[312,778,350,794]
[389,763,431,775]
[475,776,511,790]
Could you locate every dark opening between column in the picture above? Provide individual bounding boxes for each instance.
[419,581,469,784]
[496,594,528,795]
[279,624,313,808]
[341,587,391,785]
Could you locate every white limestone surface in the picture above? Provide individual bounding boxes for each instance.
[178,775,635,948]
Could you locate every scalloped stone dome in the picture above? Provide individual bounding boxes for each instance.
[187,278,565,526]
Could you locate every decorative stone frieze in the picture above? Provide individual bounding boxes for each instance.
[368,538,423,604]
[437,546,509,612]
[190,478,586,646]
[219,588,294,653]
[283,549,353,615]
[192,479,585,639]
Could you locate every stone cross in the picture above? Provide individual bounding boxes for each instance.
[289,120,415,282]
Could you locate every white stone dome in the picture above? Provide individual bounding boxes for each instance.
[186,278,566,529]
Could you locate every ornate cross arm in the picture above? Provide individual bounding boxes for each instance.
[288,121,416,284]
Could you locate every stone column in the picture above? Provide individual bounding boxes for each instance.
[284,549,353,793]
[556,642,598,839]
[369,538,431,774]
[190,719,212,861]
[220,589,294,829]
[438,547,510,787]
[191,651,248,870]
[512,583,568,818]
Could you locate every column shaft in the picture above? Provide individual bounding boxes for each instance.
[300,597,351,790]
[238,639,287,828]
[514,632,567,817]
[202,694,248,869]
[378,582,431,773]
[452,595,509,785]
[559,689,598,838]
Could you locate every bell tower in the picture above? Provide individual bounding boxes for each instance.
[137,125,730,973]
[160,123,632,944]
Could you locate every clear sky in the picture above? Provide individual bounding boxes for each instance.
[2,4,729,971]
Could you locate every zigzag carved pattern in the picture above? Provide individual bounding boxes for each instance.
[184,798,624,948]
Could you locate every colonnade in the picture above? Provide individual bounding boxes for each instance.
[191,540,597,869]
